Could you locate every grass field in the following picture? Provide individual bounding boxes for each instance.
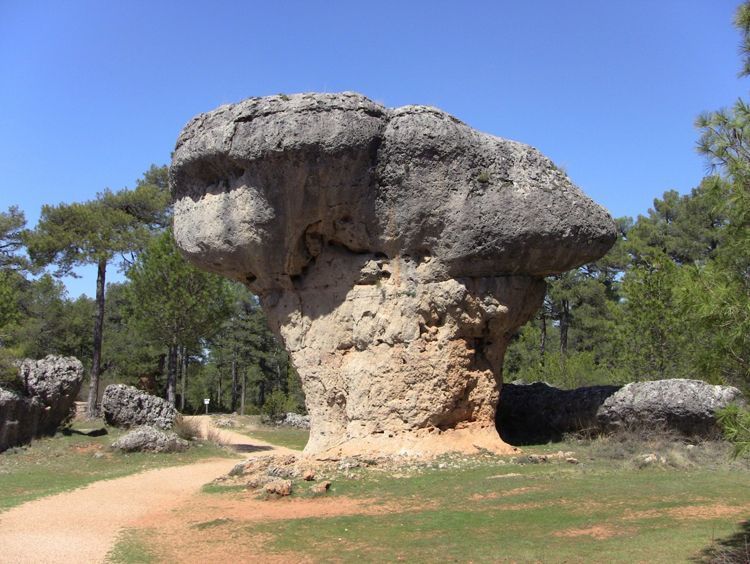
[116,434,750,563]
[0,420,234,512]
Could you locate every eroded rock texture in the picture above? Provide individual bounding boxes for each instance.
[170,92,616,457]
[102,384,178,430]
[0,355,84,452]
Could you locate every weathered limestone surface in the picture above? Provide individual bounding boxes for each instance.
[0,355,84,452]
[598,379,744,437]
[102,384,178,430]
[170,92,617,457]
[111,425,188,453]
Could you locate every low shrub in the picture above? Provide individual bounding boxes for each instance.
[173,417,201,441]
[261,390,302,422]
[717,404,750,458]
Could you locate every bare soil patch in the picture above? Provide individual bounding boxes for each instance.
[624,503,750,521]
[133,490,432,563]
[554,525,622,540]
[470,485,544,501]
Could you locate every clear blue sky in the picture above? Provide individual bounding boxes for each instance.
[1,0,747,297]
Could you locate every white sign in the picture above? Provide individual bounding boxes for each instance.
[203,398,210,405]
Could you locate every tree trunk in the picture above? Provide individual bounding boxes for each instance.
[258,380,266,407]
[166,342,178,405]
[559,299,570,356]
[217,373,222,411]
[86,258,107,418]
[540,312,547,363]
[240,370,246,416]
[176,346,183,411]
[230,353,238,412]
[180,347,188,412]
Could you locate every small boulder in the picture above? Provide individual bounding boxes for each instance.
[214,416,236,428]
[302,469,316,481]
[102,384,178,430]
[279,412,310,429]
[228,462,247,477]
[266,464,297,479]
[111,425,189,453]
[310,480,331,495]
[264,479,293,496]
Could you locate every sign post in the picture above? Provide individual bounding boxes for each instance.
[203,398,210,415]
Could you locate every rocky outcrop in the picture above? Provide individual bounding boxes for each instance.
[0,355,84,452]
[597,379,744,437]
[18,355,85,432]
[497,379,744,444]
[111,425,188,453]
[170,92,617,457]
[102,384,178,430]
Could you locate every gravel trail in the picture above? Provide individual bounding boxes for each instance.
[0,416,294,563]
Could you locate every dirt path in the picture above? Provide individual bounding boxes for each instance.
[0,416,295,564]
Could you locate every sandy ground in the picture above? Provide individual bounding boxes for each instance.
[0,416,295,564]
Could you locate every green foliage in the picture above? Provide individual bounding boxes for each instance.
[0,206,30,273]
[8,275,94,362]
[125,229,230,404]
[689,7,750,388]
[199,283,298,414]
[100,282,160,386]
[514,350,627,389]
[716,404,750,458]
[24,177,169,276]
[0,348,21,392]
[125,229,229,346]
[21,166,172,415]
[676,263,750,388]
[617,259,688,380]
[261,389,298,419]
[736,1,750,77]
[0,270,23,341]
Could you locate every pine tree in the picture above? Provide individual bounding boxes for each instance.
[125,229,230,405]
[25,168,169,416]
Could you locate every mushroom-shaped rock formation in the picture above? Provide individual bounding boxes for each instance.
[171,92,616,457]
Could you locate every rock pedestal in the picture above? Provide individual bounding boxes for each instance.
[269,252,546,455]
[170,92,617,457]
